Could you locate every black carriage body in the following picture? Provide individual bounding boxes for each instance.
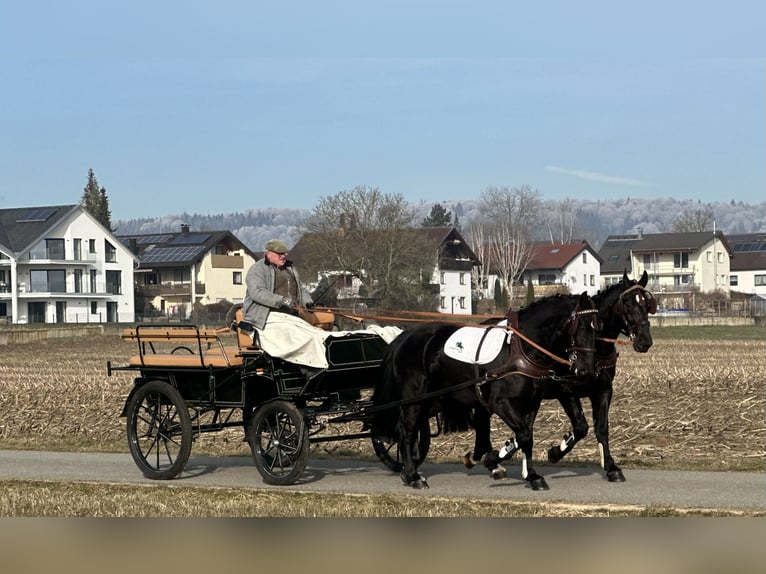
[109,323,393,484]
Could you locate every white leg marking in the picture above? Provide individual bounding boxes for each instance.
[521,455,528,479]
[598,442,605,469]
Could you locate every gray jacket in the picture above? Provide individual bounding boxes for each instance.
[242,257,313,328]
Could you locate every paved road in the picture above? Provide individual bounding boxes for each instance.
[1,450,763,511]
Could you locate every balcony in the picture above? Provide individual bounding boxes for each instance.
[139,282,206,298]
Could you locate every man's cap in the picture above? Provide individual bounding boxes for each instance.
[264,239,289,254]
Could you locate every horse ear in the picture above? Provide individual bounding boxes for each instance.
[622,269,629,284]
[639,270,648,287]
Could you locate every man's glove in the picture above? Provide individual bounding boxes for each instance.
[305,301,315,310]
[279,297,297,311]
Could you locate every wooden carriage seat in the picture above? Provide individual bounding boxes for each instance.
[123,326,247,368]
[234,308,261,351]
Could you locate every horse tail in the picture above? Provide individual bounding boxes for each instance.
[370,330,408,442]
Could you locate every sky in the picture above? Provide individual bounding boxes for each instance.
[0,1,764,221]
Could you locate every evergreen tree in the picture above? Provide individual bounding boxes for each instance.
[421,203,453,227]
[80,168,113,230]
[525,280,535,306]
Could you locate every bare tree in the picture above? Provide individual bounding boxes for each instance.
[468,221,491,300]
[300,186,437,310]
[541,197,579,243]
[479,185,541,303]
[670,206,715,232]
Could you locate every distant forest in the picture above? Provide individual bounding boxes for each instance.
[113,197,766,254]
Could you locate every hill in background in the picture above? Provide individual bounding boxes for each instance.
[113,197,766,253]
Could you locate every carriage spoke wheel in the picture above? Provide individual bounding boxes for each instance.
[248,400,308,486]
[372,417,431,473]
[126,380,192,480]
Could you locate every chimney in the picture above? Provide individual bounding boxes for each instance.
[181,224,190,234]
[637,227,643,239]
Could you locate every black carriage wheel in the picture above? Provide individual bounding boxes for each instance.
[372,417,431,473]
[125,380,192,480]
[248,400,309,486]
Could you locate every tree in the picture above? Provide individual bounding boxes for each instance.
[300,186,438,310]
[80,169,113,230]
[525,280,535,306]
[670,207,715,232]
[421,203,452,227]
[479,185,541,303]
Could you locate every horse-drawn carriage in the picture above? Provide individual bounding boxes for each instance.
[107,307,404,485]
[107,272,654,490]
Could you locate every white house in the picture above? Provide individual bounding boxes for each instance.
[522,241,602,296]
[0,205,137,324]
[598,230,733,295]
[727,233,766,297]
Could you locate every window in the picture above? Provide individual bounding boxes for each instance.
[104,240,117,263]
[29,270,65,292]
[459,273,466,285]
[730,275,738,287]
[458,296,466,309]
[538,274,555,284]
[590,275,595,286]
[673,252,689,268]
[89,239,96,253]
[90,269,97,293]
[105,270,122,295]
[755,275,766,287]
[73,238,82,261]
[582,252,587,263]
[706,251,712,262]
[233,271,242,285]
[643,254,652,265]
[74,269,83,293]
[440,296,446,308]
[717,251,724,263]
[0,302,6,316]
[583,274,587,286]
[46,238,65,259]
[440,272,445,284]
[90,302,98,314]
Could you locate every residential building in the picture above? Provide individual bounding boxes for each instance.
[598,230,733,295]
[727,233,766,297]
[118,225,257,318]
[289,226,481,315]
[0,204,136,324]
[521,240,602,296]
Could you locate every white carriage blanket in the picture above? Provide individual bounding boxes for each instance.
[443,325,511,365]
[253,312,402,369]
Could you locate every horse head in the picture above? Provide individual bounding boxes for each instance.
[562,291,602,377]
[613,270,655,352]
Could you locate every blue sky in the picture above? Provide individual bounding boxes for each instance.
[1,1,764,221]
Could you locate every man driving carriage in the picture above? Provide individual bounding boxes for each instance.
[242,239,327,380]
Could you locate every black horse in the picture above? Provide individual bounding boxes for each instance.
[371,291,602,491]
[465,271,655,483]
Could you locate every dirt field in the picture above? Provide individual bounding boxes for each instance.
[0,331,763,472]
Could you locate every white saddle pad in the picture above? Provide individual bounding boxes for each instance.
[444,326,510,365]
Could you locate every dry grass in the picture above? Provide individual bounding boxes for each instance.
[0,332,764,473]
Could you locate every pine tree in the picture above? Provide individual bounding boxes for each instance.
[421,203,453,227]
[80,169,113,230]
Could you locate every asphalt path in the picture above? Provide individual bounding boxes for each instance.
[0,449,763,512]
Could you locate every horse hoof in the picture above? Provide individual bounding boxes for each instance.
[547,447,562,464]
[412,478,430,489]
[463,451,475,469]
[607,469,626,482]
[491,467,506,480]
[530,477,550,491]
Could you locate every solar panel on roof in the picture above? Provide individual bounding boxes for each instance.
[140,245,206,263]
[170,233,210,245]
[16,207,58,222]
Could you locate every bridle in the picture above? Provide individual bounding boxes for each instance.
[612,283,656,340]
[561,305,602,364]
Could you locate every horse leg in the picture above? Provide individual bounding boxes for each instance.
[547,394,588,463]
[397,404,429,489]
[462,408,494,469]
[493,398,549,491]
[591,387,625,482]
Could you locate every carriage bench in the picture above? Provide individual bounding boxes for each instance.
[121,325,260,369]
